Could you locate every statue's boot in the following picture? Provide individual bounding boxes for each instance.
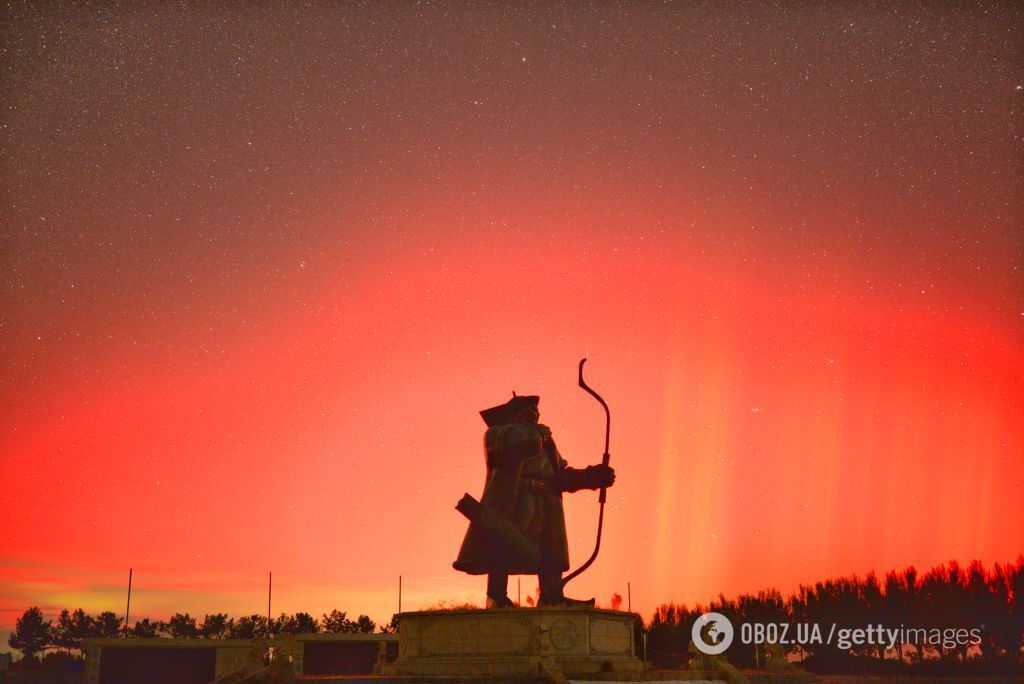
[538,571,595,607]
[538,595,595,608]
[561,596,596,608]
[486,594,515,608]
[486,573,514,608]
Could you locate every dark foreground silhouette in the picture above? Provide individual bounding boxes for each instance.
[648,557,1024,676]
[7,558,1023,677]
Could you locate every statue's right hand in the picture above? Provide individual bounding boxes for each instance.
[595,464,615,488]
[585,464,615,489]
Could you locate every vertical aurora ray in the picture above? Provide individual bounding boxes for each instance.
[652,346,684,600]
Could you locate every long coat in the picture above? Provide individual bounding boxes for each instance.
[453,421,570,575]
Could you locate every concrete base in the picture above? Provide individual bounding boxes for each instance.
[382,606,645,680]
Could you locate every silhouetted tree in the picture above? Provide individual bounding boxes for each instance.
[131,619,159,638]
[229,614,268,639]
[199,613,230,639]
[882,568,911,662]
[271,612,319,634]
[643,559,1024,675]
[319,610,374,633]
[163,613,198,638]
[353,615,375,633]
[380,614,399,634]
[52,610,76,653]
[1008,558,1024,657]
[71,609,98,642]
[293,612,319,633]
[900,565,923,663]
[966,560,999,662]
[273,613,298,634]
[862,573,885,660]
[9,607,51,662]
[646,603,699,669]
[919,562,969,662]
[321,609,349,633]
[734,589,787,667]
[94,612,123,638]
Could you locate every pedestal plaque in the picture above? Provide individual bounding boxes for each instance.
[382,606,644,679]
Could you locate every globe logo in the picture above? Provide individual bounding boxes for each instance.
[692,611,734,655]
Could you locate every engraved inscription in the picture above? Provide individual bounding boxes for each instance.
[421,615,532,656]
[589,616,632,654]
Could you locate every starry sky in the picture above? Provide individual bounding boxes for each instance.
[1,2,1022,641]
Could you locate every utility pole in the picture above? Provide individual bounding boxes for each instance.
[267,572,272,638]
[123,569,133,637]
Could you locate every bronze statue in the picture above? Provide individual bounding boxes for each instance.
[454,393,615,607]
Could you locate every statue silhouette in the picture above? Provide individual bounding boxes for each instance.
[454,394,615,607]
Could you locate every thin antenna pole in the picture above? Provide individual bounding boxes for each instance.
[267,572,272,638]
[517,578,521,607]
[627,581,632,613]
[123,568,132,637]
[398,575,402,614]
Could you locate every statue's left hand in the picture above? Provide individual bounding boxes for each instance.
[587,463,615,489]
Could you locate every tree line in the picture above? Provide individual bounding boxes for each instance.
[648,558,1024,676]
[8,607,392,663]
[8,558,1023,675]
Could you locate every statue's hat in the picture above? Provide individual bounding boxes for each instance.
[479,394,539,427]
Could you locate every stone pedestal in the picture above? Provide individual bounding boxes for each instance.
[382,606,644,680]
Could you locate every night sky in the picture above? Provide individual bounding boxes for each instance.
[2,2,1022,639]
